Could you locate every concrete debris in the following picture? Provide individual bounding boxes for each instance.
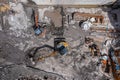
[44,9,62,27]
[67,8,115,29]
[81,20,92,31]
[20,0,28,4]
[69,20,76,25]
[66,8,103,14]
[31,0,116,5]
[38,6,54,22]
[70,39,81,48]
[8,3,32,38]
[0,1,120,80]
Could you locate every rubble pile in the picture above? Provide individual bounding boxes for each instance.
[0,0,120,80]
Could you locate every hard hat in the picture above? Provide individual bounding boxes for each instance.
[90,17,95,22]
[102,56,108,60]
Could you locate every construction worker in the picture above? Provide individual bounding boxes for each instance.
[85,37,100,57]
[97,51,111,76]
[98,49,108,64]
[99,54,111,75]
[109,47,118,64]
[104,60,111,74]
[101,55,108,66]
[89,43,99,57]
[97,48,108,65]
[109,47,120,73]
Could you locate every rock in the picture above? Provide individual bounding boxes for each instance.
[81,21,92,31]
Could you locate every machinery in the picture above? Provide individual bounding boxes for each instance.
[54,38,68,55]
[28,6,69,63]
[33,8,46,36]
[30,38,69,62]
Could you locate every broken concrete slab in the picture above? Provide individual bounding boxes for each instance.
[31,0,116,5]
[1,1,120,80]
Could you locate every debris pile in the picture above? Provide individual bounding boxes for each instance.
[0,0,120,80]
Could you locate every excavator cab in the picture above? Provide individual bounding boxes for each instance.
[54,37,68,55]
[33,25,43,36]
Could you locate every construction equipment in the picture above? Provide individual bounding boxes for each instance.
[33,9,46,36]
[54,37,68,55]
[28,38,69,63]
[28,6,69,63]
[38,38,68,61]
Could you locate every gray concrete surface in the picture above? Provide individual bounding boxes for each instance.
[0,1,119,80]
[31,0,116,5]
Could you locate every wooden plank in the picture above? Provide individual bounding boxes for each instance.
[73,12,104,23]
[90,27,120,33]
[74,12,104,18]
[86,35,107,43]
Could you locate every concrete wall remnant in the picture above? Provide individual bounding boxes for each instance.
[31,0,116,5]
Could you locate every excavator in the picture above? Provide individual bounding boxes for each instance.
[27,6,69,64]
[28,38,69,62]
[33,8,46,36]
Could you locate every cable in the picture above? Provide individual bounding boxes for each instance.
[33,44,54,56]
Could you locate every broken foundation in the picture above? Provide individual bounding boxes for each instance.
[0,0,120,80]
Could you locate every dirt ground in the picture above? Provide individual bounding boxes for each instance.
[1,1,120,80]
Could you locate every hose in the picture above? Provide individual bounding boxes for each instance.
[32,44,54,57]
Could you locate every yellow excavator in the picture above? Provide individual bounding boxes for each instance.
[28,38,69,62]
